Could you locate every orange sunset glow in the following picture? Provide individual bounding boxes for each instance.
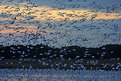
[0,4,121,34]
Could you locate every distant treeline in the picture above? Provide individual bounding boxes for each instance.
[0,44,121,59]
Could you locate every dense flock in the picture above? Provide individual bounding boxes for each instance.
[0,0,121,80]
[0,69,121,81]
[0,0,121,48]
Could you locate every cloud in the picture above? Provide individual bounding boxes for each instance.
[0,5,121,22]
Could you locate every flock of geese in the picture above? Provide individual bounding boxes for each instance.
[0,69,121,81]
[0,0,121,48]
[0,0,120,80]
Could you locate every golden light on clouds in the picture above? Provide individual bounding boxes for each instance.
[0,25,54,34]
[0,29,16,34]
[0,5,121,22]
[0,28,54,34]
[0,4,121,34]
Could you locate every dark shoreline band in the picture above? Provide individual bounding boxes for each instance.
[0,44,121,70]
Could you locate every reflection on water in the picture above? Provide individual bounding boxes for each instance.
[0,69,121,81]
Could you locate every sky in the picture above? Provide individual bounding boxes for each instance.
[0,0,121,48]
